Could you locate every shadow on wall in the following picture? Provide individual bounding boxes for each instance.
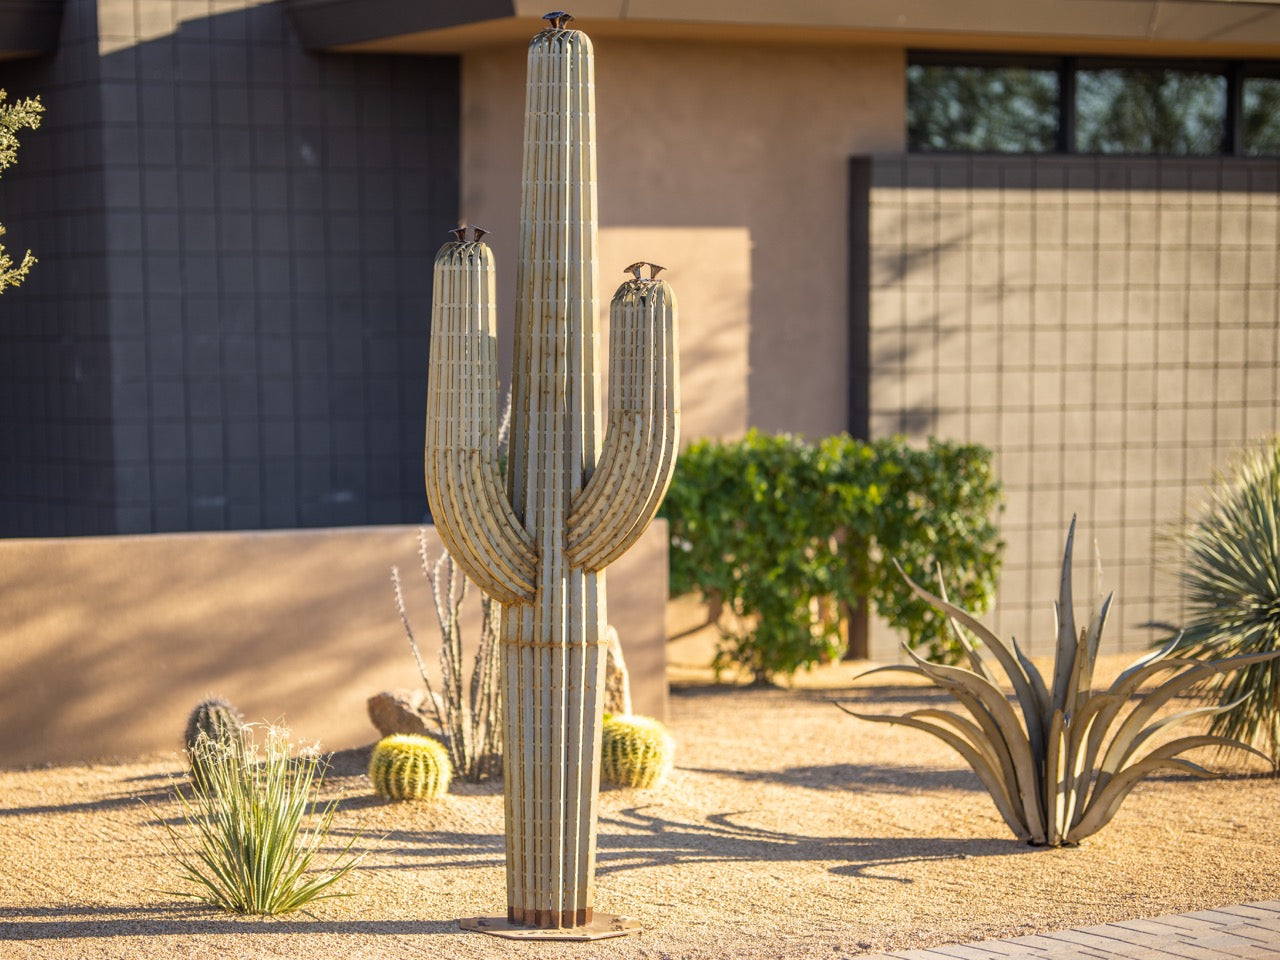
[0,524,668,768]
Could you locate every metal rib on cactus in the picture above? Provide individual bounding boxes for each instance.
[425,12,680,941]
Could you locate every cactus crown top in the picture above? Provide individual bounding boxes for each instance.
[542,11,575,30]
[624,261,666,282]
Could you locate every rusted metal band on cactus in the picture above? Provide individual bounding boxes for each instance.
[508,905,592,928]
[500,637,609,650]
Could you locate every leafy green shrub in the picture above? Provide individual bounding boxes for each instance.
[600,714,675,789]
[156,726,362,915]
[842,518,1274,846]
[368,733,452,801]
[660,430,1002,680]
[1173,437,1280,761]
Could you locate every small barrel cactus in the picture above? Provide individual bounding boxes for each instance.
[185,697,245,750]
[601,714,675,789]
[369,734,452,801]
[184,697,246,786]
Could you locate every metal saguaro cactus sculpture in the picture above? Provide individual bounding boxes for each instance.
[425,11,680,940]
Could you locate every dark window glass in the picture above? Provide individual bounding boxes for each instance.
[907,64,1059,153]
[1243,76,1280,156]
[1074,67,1226,155]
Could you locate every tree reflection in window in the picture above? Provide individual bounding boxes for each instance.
[1075,68,1226,155]
[1244,76,1280,156]
[907,64,1058,153]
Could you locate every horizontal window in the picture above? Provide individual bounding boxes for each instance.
[1244,75,1280,156]
[1075,67,1225,155]
[907,64,1058,153]
[908,53,1280,157]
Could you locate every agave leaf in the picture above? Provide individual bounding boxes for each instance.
[1099,651,1280,778]
[849,662,931,686]
[1067,756,1213,844]
[896,561,1049,765]
[1062,704,1104,833]
[1069,735,1268,843]
[1074,591,1113,714]
[1067,691,1127,819]
[1113,633,1182,687]
[935,564,999,686]
[1050,517,1080,718]
[835,704,1032,841]
[900,646,1046,836]
[1044,709,1066,846]
[1102,694,1257,778]
[1010,634,1050,720]
[895,653,1027,787]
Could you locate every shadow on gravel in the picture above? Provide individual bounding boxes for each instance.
[327,804,1027,885]
[680,762,983,793]
[0,901,461,940]
[597,806,1030,882]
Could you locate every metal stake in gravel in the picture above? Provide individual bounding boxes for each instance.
[424,10,680,940]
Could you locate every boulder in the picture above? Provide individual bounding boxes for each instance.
[367,689,439,738]
[603,625,632,716]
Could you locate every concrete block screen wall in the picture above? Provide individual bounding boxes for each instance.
[861,155,1280,655]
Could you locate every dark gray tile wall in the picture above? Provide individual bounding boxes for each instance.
[0,0,459,535]
[0,1,116,536]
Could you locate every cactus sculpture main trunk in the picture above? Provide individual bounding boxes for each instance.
[425,13,679,940]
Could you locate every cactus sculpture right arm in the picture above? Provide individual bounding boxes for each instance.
[569,272,679,570]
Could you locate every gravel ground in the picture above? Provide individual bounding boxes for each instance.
[2,655,1278,960]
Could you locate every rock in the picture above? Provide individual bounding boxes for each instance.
[367,689,438,738]
[603,625,632,716]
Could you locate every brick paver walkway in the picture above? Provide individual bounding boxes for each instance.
[867,901,1280,959]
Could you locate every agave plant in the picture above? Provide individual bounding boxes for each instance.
[1172,438,1280,761]
[840,517,1275,846]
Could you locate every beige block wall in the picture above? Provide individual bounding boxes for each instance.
[0,523,668,769]
[461,38,905,442]
[867,158,1280,656]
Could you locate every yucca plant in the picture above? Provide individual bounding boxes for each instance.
[1172,438,1280,762]
[156,725,362,915]
[840,517,1275,846]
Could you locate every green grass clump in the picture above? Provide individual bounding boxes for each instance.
[368,734,452,801]
[601,714,675,789]
[156,725,361,915]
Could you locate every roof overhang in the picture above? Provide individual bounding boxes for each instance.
[284,0,1280,57]
[0,0,65,59]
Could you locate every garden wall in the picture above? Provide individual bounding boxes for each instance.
[0,522,668,769]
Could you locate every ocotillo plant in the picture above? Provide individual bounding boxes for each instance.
[424,11,679,938]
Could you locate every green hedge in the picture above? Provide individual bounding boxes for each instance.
[660,431,1003,682]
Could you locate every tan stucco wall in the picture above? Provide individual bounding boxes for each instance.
[461,38,905,441]
[0,523,668,768]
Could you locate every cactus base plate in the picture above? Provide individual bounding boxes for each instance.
[459,913,641,940]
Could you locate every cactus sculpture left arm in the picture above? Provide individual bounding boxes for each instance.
[425,238,538,606]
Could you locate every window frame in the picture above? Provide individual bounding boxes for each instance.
[907,50,1280,157]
